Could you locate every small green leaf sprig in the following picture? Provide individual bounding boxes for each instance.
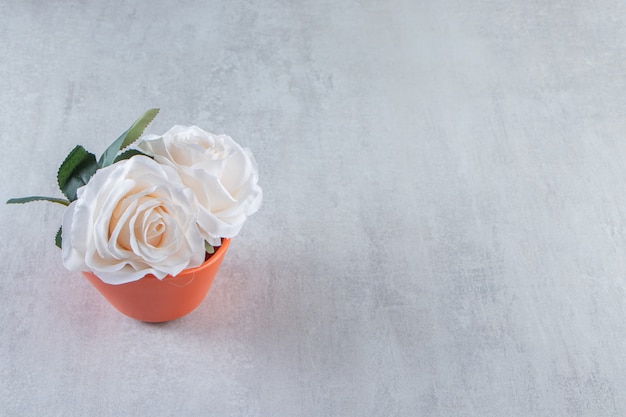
[7,109,160,248]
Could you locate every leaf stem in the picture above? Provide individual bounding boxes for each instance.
[6,196,71,206]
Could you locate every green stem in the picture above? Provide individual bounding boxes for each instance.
[6,196,71,206]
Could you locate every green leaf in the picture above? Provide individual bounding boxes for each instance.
[205,241,215,254]
[57,145,98,201]
[113,149,152,164]
[98,108,160,168]
[55,227,62,249]
[6,196,70,206]
[120,108,159,149]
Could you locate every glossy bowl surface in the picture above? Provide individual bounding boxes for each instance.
[82,239,230,322]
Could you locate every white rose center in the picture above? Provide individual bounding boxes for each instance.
[62,156,206,284]
[137,126,262,245]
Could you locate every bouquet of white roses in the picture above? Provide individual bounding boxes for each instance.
[8,109,262,285]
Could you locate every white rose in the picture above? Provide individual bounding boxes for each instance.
[138,125,262,245]
[62,155,205,285]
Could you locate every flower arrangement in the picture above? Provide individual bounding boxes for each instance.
[7,109,262,285]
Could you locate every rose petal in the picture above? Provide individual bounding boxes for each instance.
[137,126,262,243]
[61,156,205,285]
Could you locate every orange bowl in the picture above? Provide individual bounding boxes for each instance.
[82,239,230,322]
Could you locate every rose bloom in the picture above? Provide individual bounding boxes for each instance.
[138,126,262,246]
[62,156,205,284]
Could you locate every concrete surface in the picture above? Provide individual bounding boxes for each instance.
[2,1,626,416]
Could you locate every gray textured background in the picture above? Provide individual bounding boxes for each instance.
[2,1,626,416]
